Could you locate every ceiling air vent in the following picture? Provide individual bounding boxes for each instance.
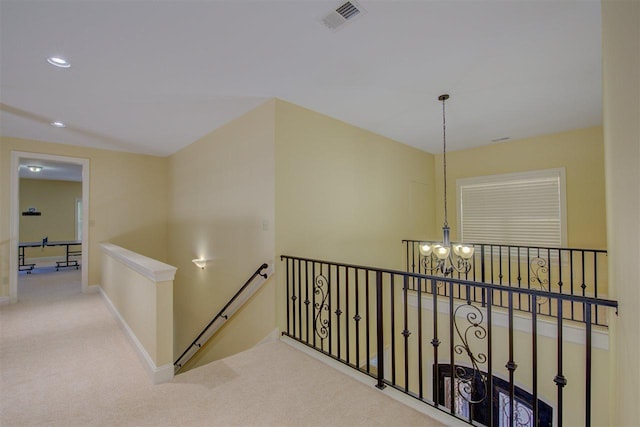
[321,1,366,31]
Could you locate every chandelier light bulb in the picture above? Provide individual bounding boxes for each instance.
[419,243,434,256]
[434,245,450,260]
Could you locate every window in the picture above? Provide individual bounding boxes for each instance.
[436,364,553,427]
[444,376,471,418]
[457,169,566,247]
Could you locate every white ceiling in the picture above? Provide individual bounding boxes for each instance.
[0,0,602,157]
[18,158,82,182]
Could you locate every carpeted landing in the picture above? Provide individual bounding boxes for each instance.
[1,270,445,426]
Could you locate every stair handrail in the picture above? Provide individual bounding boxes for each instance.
[174,262,270,372]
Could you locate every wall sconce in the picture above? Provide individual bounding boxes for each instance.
[192,258,211,269]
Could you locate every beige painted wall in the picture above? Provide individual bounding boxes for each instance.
[602,1,640,425]
[434,126,607,250]
[101,251,174,367]
[274,99,435,332]
[167,100,276,368]
[19,179,82,259]
[0,137,168,294]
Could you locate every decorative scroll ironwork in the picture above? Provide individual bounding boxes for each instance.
[420,254,437,273]
[499,394,534,427]
[313,274,330,340]
[452,303,488,405]
[420,254,473,277]
[529,257,549,305]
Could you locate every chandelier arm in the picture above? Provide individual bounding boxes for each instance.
[447,253,473,275]
[420,255,443,273]
[419,252,472,276]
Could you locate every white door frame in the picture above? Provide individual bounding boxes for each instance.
[9,151,90,302]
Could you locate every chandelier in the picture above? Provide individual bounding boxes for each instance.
[419,94,475,276]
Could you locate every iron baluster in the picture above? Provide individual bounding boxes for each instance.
[390,274,396,386]
[292,259,298,338]
[403,275,410,392]
[431,278,441,408]
[532,294,539,426]
[570,250,575,321]
[555,297,567,427]
[517,247,522,311]
[449,280,455,416]
[558,249,567,320]
[312,262,317,348]
[486,288,494,426]
[365,270,371,373]
[593,252,599,325]
[304,260,310,344]
[354,269,361,371]
[585,302,593,427]
[581,251,586,297]
[506,291,517,427]
[547,248,552,318]
[480,245,486,307]
[336,265,341,360]
[297,259,302,340]
[417,276,423,399]
[286,257,291,335]
[527,248,532,292]
[345,266,350,365]
[375,271,385,390]
[500,245,505,307]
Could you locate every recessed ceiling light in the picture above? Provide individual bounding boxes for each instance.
[27,165,43,173]
[50,121,66,128]
[47,56,70,68]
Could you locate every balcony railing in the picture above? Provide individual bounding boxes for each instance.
[403,240,609,326]
[281,254,618,427]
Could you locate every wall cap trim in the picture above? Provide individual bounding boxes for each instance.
[100,243,177,282]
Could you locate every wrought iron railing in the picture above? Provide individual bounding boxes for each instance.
[281,255,617,427]
[403,240,609,326]
[174,263,270,373]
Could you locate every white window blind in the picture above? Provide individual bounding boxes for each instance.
[457,169,566,247]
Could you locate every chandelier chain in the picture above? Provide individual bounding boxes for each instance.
[442,96,448,227]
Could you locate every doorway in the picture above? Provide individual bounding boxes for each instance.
[9,151,90,302]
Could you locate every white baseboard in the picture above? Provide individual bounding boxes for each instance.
[256,328,280,346]
[85,284,100,294]
[0,296,13,305]
[98,286,174,384]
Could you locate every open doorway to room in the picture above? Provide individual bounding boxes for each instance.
[9,152,89,302]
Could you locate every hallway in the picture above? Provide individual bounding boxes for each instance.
[0,270,446,426]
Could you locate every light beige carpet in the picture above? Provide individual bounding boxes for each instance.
[1,270,446,426]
